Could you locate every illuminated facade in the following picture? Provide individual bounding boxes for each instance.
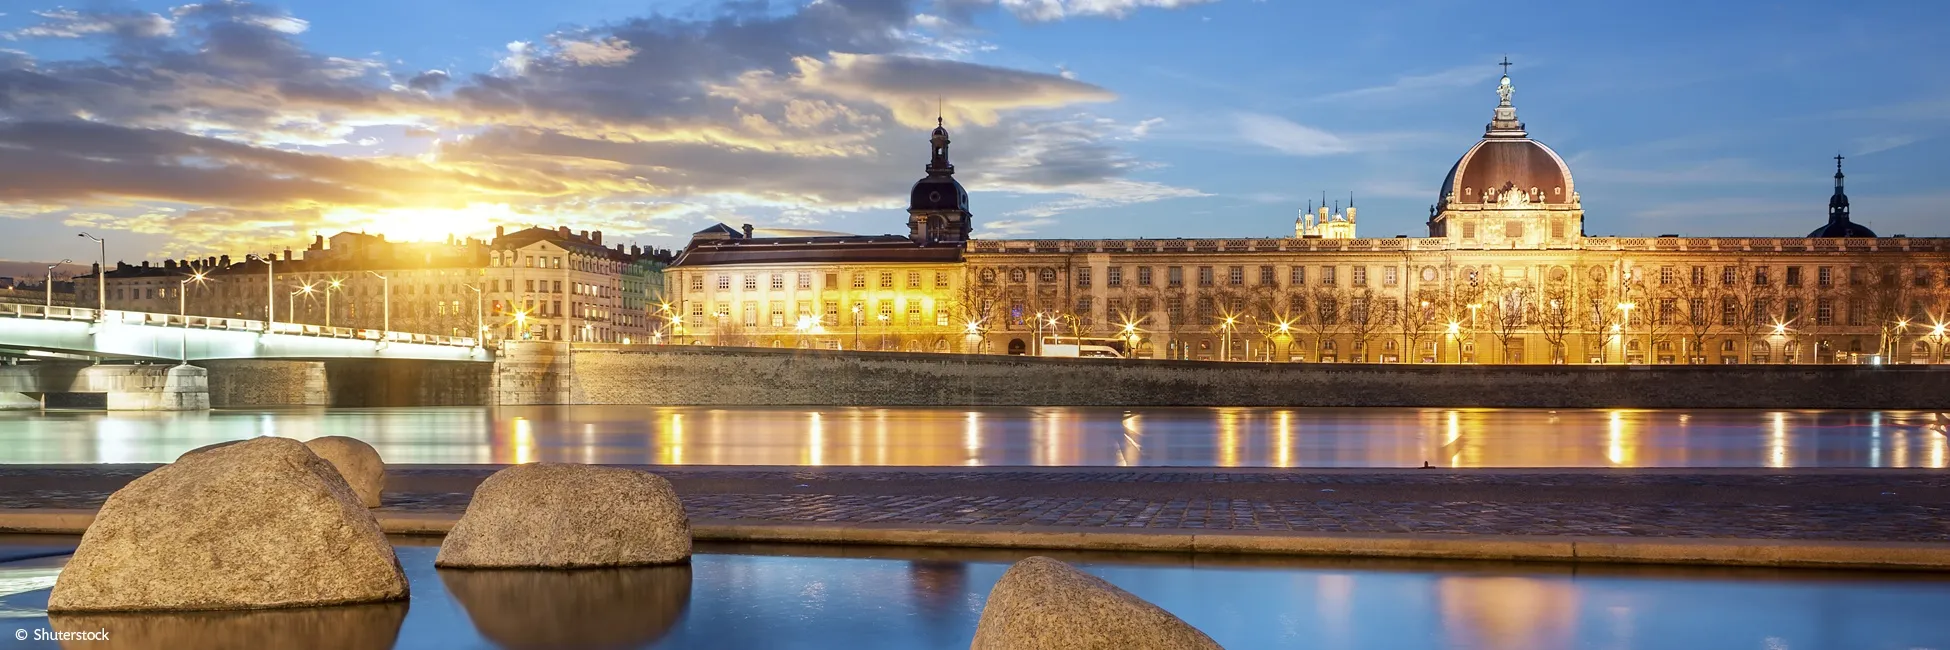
[673,66,1950,363]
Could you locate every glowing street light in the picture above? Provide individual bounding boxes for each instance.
[288,282,316,324]
[876,312,891,350]
[323,278,344,328]
[46,259,70,309]
[77,233,104,316]
[1220,315,1239,361]
[851,304,863,350]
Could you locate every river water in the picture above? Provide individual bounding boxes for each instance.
[0,406,1944,467]
[1,543,1947,650]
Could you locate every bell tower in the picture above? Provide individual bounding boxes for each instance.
[907,115,973,244]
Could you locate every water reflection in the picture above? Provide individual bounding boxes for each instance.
[440,564,691,649]
[1,406,1947,468]
[48,601,407,650]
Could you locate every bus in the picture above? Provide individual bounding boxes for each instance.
[1038,336,1129,358]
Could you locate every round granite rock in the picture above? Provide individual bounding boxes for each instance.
[303,436,385,508]
[970,556,1222,650]
[49,436,408,612]
[436,463,691,568]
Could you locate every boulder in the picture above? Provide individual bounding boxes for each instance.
[436,463,690,568]
[304,436,386,508]
[49,437,408,612]
[441,564,692,648]
[970,556,1222,650]
[50,600,407,650]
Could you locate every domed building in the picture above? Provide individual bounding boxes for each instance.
[1427,70,1584,247]
[1808,155,1875,238]
[907,118,974,244]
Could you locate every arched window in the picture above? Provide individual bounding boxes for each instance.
[980,268,996,284]
[1009,268,1025,283]
[1006,339,1027,355]
[1038,268,1056,283]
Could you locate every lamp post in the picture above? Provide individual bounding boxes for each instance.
[463,284,484,345]
[515,310,530,340]
[245,253,275,329]
[877,313,890,350]
[178,270,209,319]
[1616,302,1635,363]
[77,233,104,317]
[324,278,343,328]
[1932,323,1947,364]
[45,259,69,309]
[289,283,316,326]
[1031,311,1044,356]
[1444,321,1461,363]
[1220,315,1238,361]
[851,304,862,350]
[366,271,389,334]
[1883,319,1909,363]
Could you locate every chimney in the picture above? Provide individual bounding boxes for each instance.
[284,248,293,261]
[218,255,231,267]
[615,244,624,253]
[495,225,505,239]
[741,223,754,239]
[593,231,603,246]
[558,226,571,238]
[206,256,217,268]
[630,244,641,256]
[312,234,324,250]
[164,259,176,270]
[141,260,150,268]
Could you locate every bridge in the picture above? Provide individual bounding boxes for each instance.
[1,304,491,410]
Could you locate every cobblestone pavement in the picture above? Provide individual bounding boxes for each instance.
[3,465,1947,542]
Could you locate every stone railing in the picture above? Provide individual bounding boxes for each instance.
[965,237,1945,255]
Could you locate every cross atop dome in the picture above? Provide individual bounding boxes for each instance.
[1486,57,1525,137]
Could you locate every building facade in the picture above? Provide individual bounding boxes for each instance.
[671,69,1950,364]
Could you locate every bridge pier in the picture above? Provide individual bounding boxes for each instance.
[0,363,210,411]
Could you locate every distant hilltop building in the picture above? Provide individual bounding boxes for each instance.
[665,59,1950,366]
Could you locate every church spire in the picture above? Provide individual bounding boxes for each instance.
[1828,153,1850,224]
[1486,56,1526,138]
[927,111,954,176]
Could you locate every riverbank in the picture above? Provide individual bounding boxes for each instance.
[3,465,1946,570]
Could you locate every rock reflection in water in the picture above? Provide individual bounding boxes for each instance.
[440,563,692,649]
[48,600,407,650]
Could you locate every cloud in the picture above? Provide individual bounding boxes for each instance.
[1850,134,1920,156]
[1233,113,1353,156]
[0,0,1191,255]
[3,8,175,40]
[1313,64,1500,103]
[986,0,1220,21]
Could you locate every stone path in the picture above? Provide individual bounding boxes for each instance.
[4,465,1948,543]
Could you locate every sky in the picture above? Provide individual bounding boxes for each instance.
[0,0,1946,266]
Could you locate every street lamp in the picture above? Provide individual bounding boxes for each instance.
[46,259,70,309]
[1220,315,1238,361]
[324,278,344,328]
[514,309,530,340]
[289,283,316,325]
[244,253,276,329]
[1445,321,1461,363]
[464,284,484,345]
[366,271,390,334]
[851,304,862,350]
[179,270,210,320]
[77,233,104,316]
[877,312,890,350]
[1616,302,1636,363]
[1932,322,1947,364]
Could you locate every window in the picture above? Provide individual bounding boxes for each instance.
[823,301,838,325]
[1352,267,1368,287]
[716,275,730,290]
[1914,268,1933,288]
[1038,268,1056,283]
[1198,266,1214,287]
[1848,300,1866,327]
[1550,219,1566,239]
[1817,266,1832,288]
[743,275,757,291]
[935,272,949,288]
[770,274,784,290]
[798,272,812,289]
[690,275,703,291]
[1722,266,1737,286]
[906,300,921,325]
[907,271,921,289]
[1722,297,1738,327]
[1659,266,1674,286]
[1076,268,1092,288]
[880,272,895,288]
[1848,266,1864,286]
[1462,222,1477,239]
[852,272,867,288]
[1816,298,1833,326]
[1107,267,1123,287]
[1690,266,1707,286]
[1227,266,1243,286]
[1167,267,1183,288]
[1384,267,1398,287]
[1136,296,1154,315]
[825,273,838,288]
[1259,266,1276,286]
[1138,267,1153,286]
[1658,298,1676,325]
[1321,266,1337,286]
[1010,268,1026,283]
[1290,266,1306,286]
[553,280,563,293]
[769,302,785,327]
[1755,267,1770,286]
[979,268,995,285]
[1077,297,1093,319]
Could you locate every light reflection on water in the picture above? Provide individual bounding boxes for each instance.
[0,406,1946,468]
[3,545,1950,649]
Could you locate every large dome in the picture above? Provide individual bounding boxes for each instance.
[1437,138,1575,206]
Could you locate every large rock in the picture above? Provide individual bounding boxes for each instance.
[49,437,408,612]
[304,436,385,508]
[436,463,690,568]
[50,601,407,650]
[970,556,1222,650]
[441,564,692,648]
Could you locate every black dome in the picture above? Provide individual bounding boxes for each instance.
[1808,221,1875,238]
[910,176,968,212]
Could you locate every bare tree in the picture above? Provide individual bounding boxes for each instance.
[1481,275,1535,363]
[1343,286,1394,362]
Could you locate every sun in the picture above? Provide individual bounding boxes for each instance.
[318,203,524,242]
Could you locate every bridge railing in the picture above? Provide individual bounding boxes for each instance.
[3,305,478,349]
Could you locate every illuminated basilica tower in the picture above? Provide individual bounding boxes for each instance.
[1426,62,1584,248]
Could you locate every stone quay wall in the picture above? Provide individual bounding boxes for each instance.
[495,342,1950,409]
[200,359,490,407]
